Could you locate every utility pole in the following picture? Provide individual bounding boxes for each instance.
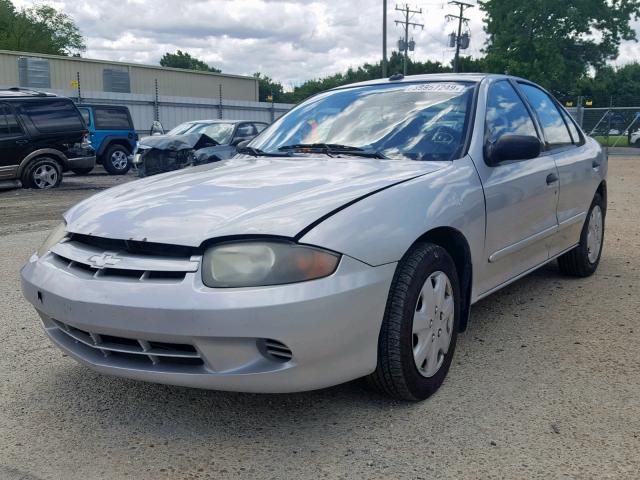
[446,1,473,73]
[395,4,424,76]
[382,0,388,78]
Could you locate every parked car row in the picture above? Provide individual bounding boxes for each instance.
[0,87,269,189]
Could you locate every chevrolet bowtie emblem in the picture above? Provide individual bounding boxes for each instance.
[88,254,121,268]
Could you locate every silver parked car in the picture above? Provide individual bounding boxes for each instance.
[21,74,607,401]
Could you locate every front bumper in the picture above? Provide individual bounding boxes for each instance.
[21,251,395,393]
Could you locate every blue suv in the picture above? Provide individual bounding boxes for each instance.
[77,105,137,175]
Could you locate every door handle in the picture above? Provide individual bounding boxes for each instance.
[546,173,559,185]
[15,139,28,145]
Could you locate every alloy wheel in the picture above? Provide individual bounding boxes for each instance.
[32,164,58,189]
[111,150,129,170]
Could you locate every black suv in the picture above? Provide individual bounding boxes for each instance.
[0,88,95,189]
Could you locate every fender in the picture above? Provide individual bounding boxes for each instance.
[96,136,135,157]
[17,148,68,177]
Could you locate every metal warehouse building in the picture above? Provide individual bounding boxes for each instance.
[0,50,259,101]
[0,50,293,131]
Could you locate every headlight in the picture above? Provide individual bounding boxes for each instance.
[37,221,68,257]
[202,241,340,288]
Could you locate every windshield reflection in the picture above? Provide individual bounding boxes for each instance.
[252,82,475,161]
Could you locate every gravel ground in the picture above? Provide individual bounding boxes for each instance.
[0,160,638,480]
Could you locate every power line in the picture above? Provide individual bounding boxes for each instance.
[394,4,424,76]
[446,1,474,73]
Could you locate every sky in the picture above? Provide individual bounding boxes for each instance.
[12,0,640,87]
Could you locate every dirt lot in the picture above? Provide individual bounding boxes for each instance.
[0,160,638,479]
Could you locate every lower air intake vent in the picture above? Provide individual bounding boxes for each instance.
[260,339,293,362]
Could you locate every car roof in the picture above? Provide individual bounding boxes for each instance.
[183,119,267,125]
[329,73,518,91]
[77,104,129,110]
[0,87,58,98]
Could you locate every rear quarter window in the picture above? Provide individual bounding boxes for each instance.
[93,107,132,130]
[21,99,84,133]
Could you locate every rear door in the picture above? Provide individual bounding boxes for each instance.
[475,79,560,294]
[0,103,30,180]
[92,106,136,152]
[517,83,601,257]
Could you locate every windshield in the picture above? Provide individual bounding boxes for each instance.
[167,122,235,144]
[251,81,475,161]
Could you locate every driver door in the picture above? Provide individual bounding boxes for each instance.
[475,80,560,295]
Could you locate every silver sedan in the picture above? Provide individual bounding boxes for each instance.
[21,74,607,401]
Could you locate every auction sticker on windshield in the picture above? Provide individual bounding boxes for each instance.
[404,83,467,93]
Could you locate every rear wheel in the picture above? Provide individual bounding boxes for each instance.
[21,157,62,190]
[367,243,460,401]
[72,167,94,175]
[102,144,131,175]
[558,192,605,277]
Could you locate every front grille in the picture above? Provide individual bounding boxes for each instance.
[69,233,201,258]
[260,339,293,362]
[47,236,201,283]
[52,319,204,367]
[50,253,187,282]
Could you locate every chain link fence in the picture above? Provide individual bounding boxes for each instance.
[566,96,640,156]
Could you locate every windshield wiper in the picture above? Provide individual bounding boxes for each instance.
[236,146,290,157]
[277,143,387,159]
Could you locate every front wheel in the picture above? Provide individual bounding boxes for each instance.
[367,243,460,401]
[102,144,131,175]
[558,192,605,277]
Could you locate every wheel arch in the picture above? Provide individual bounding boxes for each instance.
[98,137,133,157]
[596,180,607,215]
[17,149,67,177]
[408,226,473,332]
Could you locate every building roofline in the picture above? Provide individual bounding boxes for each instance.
[0,49,257,83]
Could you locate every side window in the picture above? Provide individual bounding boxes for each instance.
[79,108,91,127]
[236,124,256,137]
[21,100,84,132]
[519,84,573,147]
[560,108,582,144]
[485,81,538,143]
[254,123,267,134]
[0,105,23,137]
[93,108,132,130]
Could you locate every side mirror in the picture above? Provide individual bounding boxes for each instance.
[232,137,249,146]
[235,139,250,149]
[485,135,542,166]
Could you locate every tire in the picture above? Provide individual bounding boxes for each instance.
[558,192,605,277]
[102,144,131,175]
[72,167,94,175]
[21,157,62,190]
[367,243,461,401]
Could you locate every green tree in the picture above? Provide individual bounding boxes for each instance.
[281,51,453,103]
[577,62,640,106]
[479,0,640,98]
[0,1,85,55]
[253,72,286,102]
[159,50,221,73]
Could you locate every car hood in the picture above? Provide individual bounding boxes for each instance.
[64,157,447,247]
